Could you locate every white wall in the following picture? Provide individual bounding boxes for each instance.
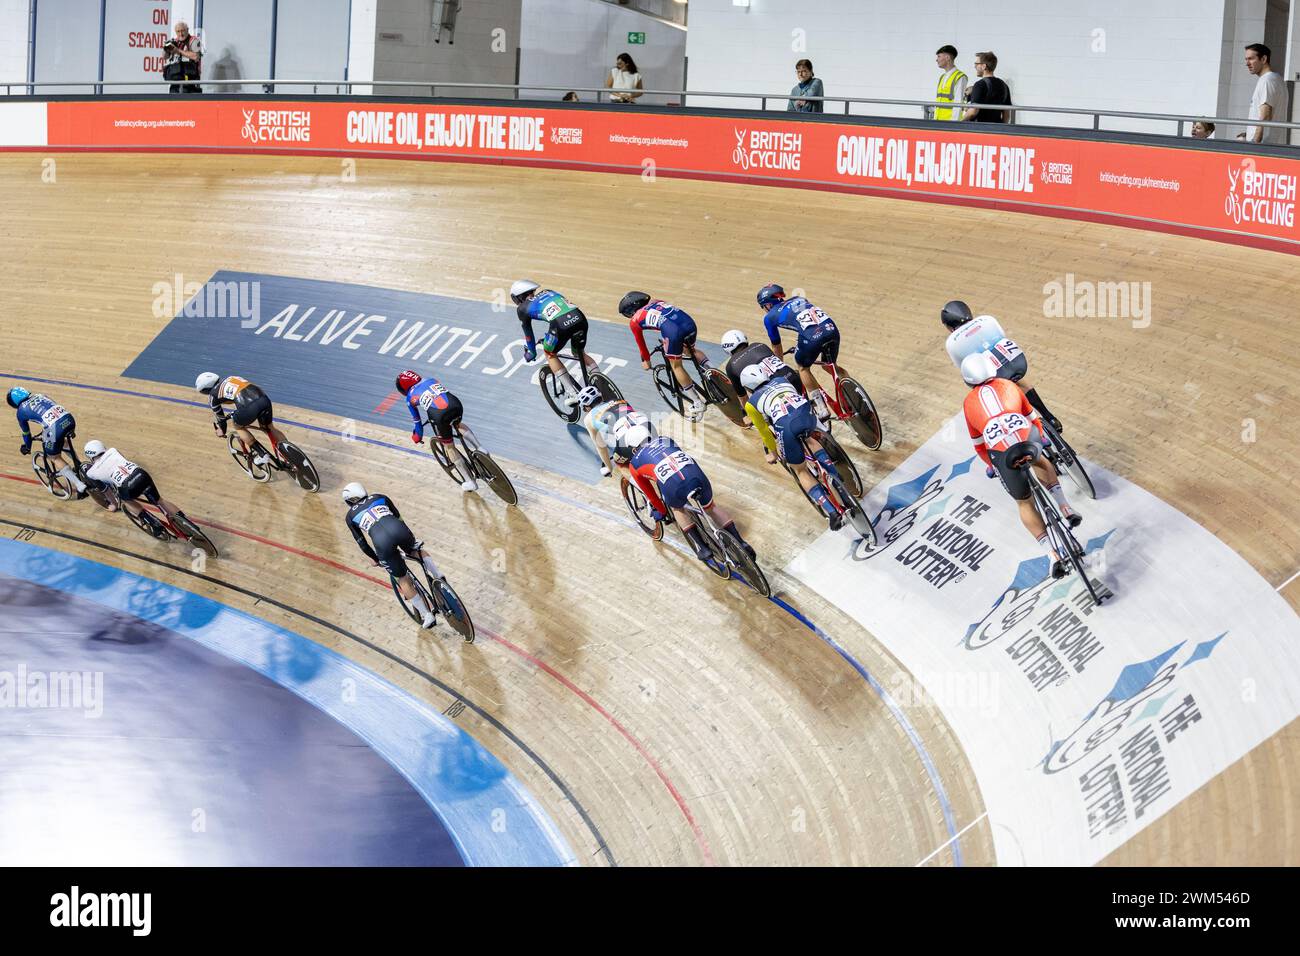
[373,0,523,98]
[684,0,1262,133]
[0,0,30,87]
[519,0,687,105]
[348,0,378,92]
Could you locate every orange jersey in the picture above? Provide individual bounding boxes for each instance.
[962,378,1042,466]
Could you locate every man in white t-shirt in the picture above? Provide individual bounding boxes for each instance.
[1239,43,1287,145]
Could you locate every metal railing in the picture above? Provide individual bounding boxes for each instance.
[4,78,1297,141]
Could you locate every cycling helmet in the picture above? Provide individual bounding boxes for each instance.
[341,481,368,505]
[83,440,106,459]
[941,300,974,331]
[622,424,653,455]
[396,370,422,394]
[960,352,1000,386]
[6,386,31,409]
[739,364,772,393]
[757,284,786,310]
[618,291,651,318]
[721,329,748,354]
[576,385,601,409]
[195,372,219,394]
[510,279,539,304]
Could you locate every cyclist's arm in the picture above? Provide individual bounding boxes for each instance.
[586,418,614,472]
[405,397,425,438]
[1017,390,1047,441]
[745,401,778,456]
[16,409,32,441]
[967,418,992,467]
[628,461,667,514]
[516,303,538,351]
[629,314,652,363]
[763,310,783,351]
[348,521,379,564]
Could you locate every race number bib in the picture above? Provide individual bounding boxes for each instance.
[652,451,695,484]
[40,404,68,427]
[357,504,392,533]
[108,460,137,487]
[796,306,830,330]
[417,382,449,411]
[220,376,250,401]
[541,299,566,320]
[758,384,807,421]
[758,355,787,378]
[982,412,1031,451]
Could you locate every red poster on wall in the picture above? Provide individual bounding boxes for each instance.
[39,100,1300,252]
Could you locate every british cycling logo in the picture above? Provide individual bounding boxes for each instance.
[1039,633,1226,774]
[731,128,802,172]
[1224,157,1296,227]
[241,108,312,144]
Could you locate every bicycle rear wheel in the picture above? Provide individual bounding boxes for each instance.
[539,367,582,424]
[820,433,863,499]
[589,371,624,405]
[124,505,168,541]
[278,441,320,492]
[173,513,219,558]
[839,376,883,450]
[717,529,770,597]
[702,368,746,425]
[227,435,271,482]
[433,577,475,643]
[392,571,434,627]
[651,362,685,417]
[621,477,664,540]
[471,450,518,505]
[1042,421,1096,500]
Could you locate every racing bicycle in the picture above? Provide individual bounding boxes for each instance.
[1015,442,1108,604]
[648,343,746,425]
[389,549,475,642]
[784,347,882,450]
[539,349,624,424]
[426,428,518,506]
[226,427,320,492]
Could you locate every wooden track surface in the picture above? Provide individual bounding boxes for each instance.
[1,153,1296,866]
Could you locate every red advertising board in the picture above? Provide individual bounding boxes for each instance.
[40,100,1300,253]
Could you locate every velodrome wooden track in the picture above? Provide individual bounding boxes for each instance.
[1,153,1297,866]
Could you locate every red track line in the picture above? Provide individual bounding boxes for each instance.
[4,469,715,865]
[373,391,401,415]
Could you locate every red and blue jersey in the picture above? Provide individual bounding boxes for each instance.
[406,376,454,437]
[762,296,838,349]
[629,300,697,362]
[629,437,707,512]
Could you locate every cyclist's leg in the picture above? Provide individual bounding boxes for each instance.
[543,321,582,397]
[48,426,87,493]
[385,528,434,621]
[135,471,183,520]
[1032,454,1078,524]
[410,539,444,583]
[436,399,476,491]
[258,398,287,450]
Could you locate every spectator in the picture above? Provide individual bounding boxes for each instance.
[962,52,1011,122]
[1238,44,1286,145]
[562,91,579,102]
[605,53,643,104]
[933,44,966,121]
[162,21,203,95]
[788,59,824,113]
[1191,120,1216,140]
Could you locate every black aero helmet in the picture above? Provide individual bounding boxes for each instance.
[941,300,975,331]
[619,291,651,318]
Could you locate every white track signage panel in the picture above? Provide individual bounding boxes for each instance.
[787,415,1300,865]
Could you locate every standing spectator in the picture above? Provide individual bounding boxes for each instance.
[1191,121,1216,140]
[933,45,966,121]
[162,21,203,95]
[962,52,1011,122]
[1238,44,1286,145]
[788,59,824,113]
[605,53,643,104]
[562,91,579,102]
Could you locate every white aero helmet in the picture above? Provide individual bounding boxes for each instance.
[83,439,106,459]
[341,481,368,505]
[739,364,772,393]
[510,279,540,303]
[721,329,748,354]
[195,371,220,394]
[960,351,1001,386]
[622,424,653,454]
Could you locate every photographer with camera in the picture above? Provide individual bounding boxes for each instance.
[163,22,203,95]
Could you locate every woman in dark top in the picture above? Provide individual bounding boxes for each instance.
[788,59,824,113]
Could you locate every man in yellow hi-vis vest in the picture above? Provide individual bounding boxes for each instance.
[933,44,967,120]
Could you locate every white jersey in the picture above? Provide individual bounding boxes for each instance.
[945,315,1018,369]
[85,448,139,489]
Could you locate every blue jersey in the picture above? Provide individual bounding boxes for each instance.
[629,436,710,510]
[517,289,580,349]
[762,296,837,348]
[406,377,455,434]
[16,393,73,439]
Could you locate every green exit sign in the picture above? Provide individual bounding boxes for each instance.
[627,32,646,44]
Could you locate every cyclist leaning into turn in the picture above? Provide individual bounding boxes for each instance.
[396,369,479,493]
[622,291,711,422]
[81,439,189,525]
[8,386,88,497]
[511,279,601,407]
[757,283,842,422]
[195,372,288,466]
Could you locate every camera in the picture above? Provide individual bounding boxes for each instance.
[164,40,177,54]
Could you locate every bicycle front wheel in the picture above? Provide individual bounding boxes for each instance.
[717,530,770,597]
[471,450,518,506]
[173,513,219,558]
[1042,422,1096,500]
[227,435,271,482]
[433,578,475,643]
[651,363,685,417]
[621,477,664,540]
[539,367,582,424]
[839,376,883,450]
[278,441,320,492]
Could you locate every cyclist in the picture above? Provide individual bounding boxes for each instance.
[582,394,655,478]
[739,364,845,531]
[396,369,477,493]
[720,328,821,428]
[195,372,287,466]
[621,291,710,422]
[624,425,756,564]
[8,386,88,497]
[81,439,188,524]
[941,299,1062,432]
[341,481,444,629]
[960,352,1080,579]
[511,279,601,407]
[756,283,841,422]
